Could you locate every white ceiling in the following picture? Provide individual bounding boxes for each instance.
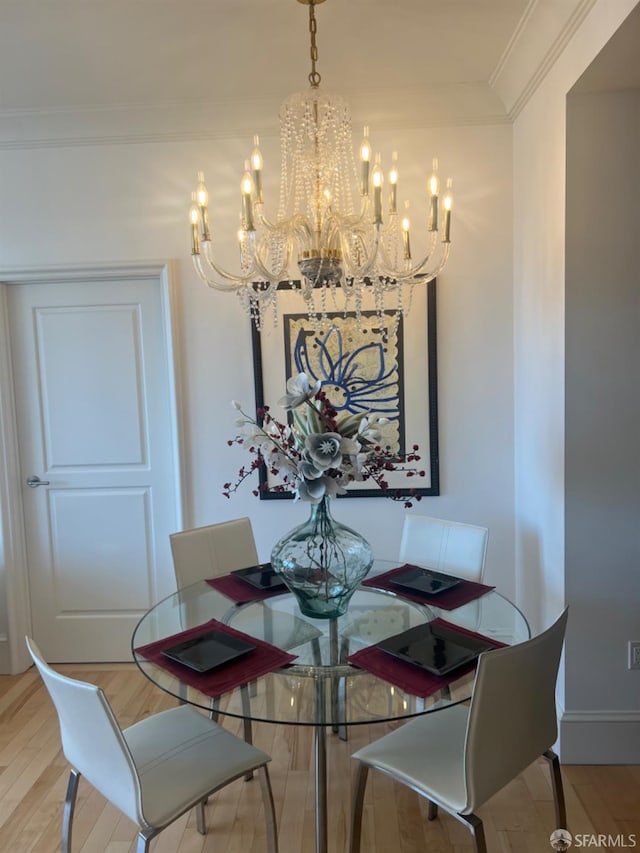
[0,0,637,147]
[0,0,527,110]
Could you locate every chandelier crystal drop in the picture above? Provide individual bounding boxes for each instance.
[189,0,453,334]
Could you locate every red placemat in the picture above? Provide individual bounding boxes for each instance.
[362,564,495,610]
[206,573,287,605]
[347,618,506,699]
[135,619,297,698]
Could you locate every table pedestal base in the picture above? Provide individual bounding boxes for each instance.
[314,724,327,853]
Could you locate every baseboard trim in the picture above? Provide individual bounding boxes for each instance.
[0,635,10,674]
[559,710,640,764]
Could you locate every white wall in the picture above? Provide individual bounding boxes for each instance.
[564,89,640,760]
[0,119,515,669]
[513,0,640,761]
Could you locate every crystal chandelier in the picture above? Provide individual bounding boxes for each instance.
[189,0,453,334]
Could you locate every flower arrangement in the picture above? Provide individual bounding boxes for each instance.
[223,373,426,507]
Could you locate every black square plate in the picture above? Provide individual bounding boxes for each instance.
[377,621,494,676]
[161,629,256,673]
[232,563,287,591]
[389,566,463,596]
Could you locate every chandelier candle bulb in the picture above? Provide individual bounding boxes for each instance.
[389,152,398,214]
[428,159,439,232]
[251,136,264,204]
[237,211,247,255]
[442,179,453,243]
[189,200,200,255]
[196,172,211,242]
[359,127,371,196]
[372,155,383,224]
[401,212,411,260]
[240,163,255,231]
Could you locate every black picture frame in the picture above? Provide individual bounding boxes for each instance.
[250,280,439,499]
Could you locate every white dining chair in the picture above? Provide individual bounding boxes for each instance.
[170,517,261,585]
[399,514,489,582]
[170,518,322,758]
[349,609,568,853]
[25,636,279,853]
[170,517,256,761]
[170,517,322,655]
[340,516,489,737]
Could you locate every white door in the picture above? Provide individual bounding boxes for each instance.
[7,270,182,662]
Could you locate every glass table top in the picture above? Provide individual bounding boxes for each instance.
[132,561,530,728]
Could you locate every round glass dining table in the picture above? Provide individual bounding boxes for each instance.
[132,561,529,853]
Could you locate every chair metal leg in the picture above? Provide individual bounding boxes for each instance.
[209,695,220,721]
[349,763,369,853]
[257,765,279,853]
[203,697,218,798]
[428,800,438,820]
[311,637,322,666]
[62,769,80,853]
[458,812,487,853]
[544,749,567,829]
[136,830,153,853]
[337,676,348,741]
[240,684,254,780]
[336,633,349,741]
[195,799,206,834]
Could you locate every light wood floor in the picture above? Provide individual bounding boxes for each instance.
[1,664,639,853]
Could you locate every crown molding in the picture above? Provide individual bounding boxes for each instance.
[490,0,600,118]
[0,84,510,151]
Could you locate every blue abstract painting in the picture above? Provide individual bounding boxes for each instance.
[283,312,405,454]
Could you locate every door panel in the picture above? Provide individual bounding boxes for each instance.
[50,488,152,610]
[38,304,146,466]
[8,274,180,661]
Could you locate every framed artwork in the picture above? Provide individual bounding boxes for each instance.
[250,280,439,499]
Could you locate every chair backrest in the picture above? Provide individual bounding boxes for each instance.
[398,515,489,582]
[170,517,259,587]
[462,608,568,812]
[25,637,144,826]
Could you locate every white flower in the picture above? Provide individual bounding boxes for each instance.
[340,436,360,456]
[231,400,242,410]
[321,475,347,497]
[296,473,347,503]
[241,425,270,447]
[298,451,324,480]
[297,477,328,503]
[305,432,343,470]
[277,373,321,411]
[358,413,390,444]
[339,452,368,482]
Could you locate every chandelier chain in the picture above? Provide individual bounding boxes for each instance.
[308,1,321,88]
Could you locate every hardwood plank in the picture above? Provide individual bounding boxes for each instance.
[0,663,638,852]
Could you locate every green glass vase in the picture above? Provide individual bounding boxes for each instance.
[270,496,373,619]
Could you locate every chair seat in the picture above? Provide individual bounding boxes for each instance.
[124,705,271,828]
[353,704,470,814]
